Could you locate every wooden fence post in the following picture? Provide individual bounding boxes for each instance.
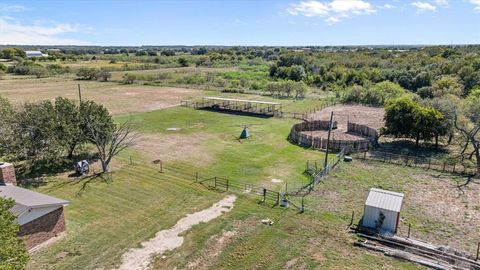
[476,242,479,261]
[276,192,280,205]
[427,159,431,170]
[195,172,198,182]
[130,156,133,165]
[442,162,446,172]
[408,223,411,238]
[263,188,266,203]
[160,160,163,173]
[363,151,367,160]
[226,179,229,191]
[349,210,355,227]
[301,197,305,213]
[214,177,217,188]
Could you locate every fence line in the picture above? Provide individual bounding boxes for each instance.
[359,150,477,176]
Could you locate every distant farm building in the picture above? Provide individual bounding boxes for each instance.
[362,188,404,235]
[25,50,48,58]
[183,97,282,117]
[0,162,69,250]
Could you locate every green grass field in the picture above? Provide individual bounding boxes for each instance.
[25,105,443,270]
[4,68,473,269]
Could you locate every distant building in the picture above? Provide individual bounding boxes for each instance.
[25,50,48,58]
[0,162,69,250]
[362,188,404,235]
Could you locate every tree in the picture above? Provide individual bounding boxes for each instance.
[177,57,189,67]
[122,73,136,84]
[98,71,112,82]
[432,75,463,97]
[0,95,14,157]
[0,197,28,269]
[80,101,137,173]
[454,89,480,177]
[383,96,444,147]
[76,68,99,80]
[13,101,62,161]
[54,98,84,159]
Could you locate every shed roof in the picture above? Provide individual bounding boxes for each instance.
[365,188,404,212]
[204,97,280,105]
[0,185,69,216]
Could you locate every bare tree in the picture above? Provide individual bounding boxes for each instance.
[87,121,139,173]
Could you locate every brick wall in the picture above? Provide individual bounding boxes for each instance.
[0,162,17,186]
[17,207,66,250]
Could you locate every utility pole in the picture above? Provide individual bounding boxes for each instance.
[324,111,334,171]
[78,84,82,103]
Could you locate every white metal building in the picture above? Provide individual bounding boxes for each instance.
[25,50,48,58]
[362,188,404,235]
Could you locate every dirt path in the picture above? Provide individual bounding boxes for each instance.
[117,195,237,270]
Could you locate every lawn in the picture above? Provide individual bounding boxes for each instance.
[27,105,431,269]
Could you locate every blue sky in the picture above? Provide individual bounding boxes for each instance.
[0,0,479,46]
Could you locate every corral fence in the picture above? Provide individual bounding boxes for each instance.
[358,150,477,176]
[288,120,373,153]
[285,148,346,197]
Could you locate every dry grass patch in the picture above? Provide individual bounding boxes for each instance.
[0,76,203,115]
[132,133,215,166]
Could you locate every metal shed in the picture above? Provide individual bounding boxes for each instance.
[362,188,404,235]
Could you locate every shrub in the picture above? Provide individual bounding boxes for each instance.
[122,73,136,84]
[76,68,99,80]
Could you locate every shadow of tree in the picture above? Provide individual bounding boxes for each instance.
[15,152,99,188]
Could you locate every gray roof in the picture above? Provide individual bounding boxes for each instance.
[365,188,404,212]
[0,185,69,216]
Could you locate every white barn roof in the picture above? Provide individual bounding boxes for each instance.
[365,188,404,212]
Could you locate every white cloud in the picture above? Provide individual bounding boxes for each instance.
[0,17,90,45]
[287,0,375,24]
[382,4,396,9]
[470,0,480,11]
[434,0,448,6]
[0,4,27,12]
[411,1,437,12]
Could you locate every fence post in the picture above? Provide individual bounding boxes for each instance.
[195,172,198,182]
[349,210,355,227]
[405,154,409,166]
[300,197,305,213]
[276,192,280,205]
[263,188,266,203]
[244,183,247,192]
[130,156,133,165]
[214,177,217,188]
[442,162,446,172]
[408,223,411,238]
[363,151,367,160]
[476,242,479,261]
[226,179,229,191]
[160,160,163,173]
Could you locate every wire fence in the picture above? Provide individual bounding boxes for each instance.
[358,150,477,176]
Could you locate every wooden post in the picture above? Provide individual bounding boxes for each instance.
[349,210,355,227]
[130,156,133,165]
[364,151,367,160]
[263,188,266,203]
[276,192,280,205]
[245,183,247,192]
[195,172,198,182]
[324,111,334,171]
[408,223,411,238]
[476,242,479,261]
[226,179,229,191]
[78,84,82,103]
[160,160,163,173]
[300,197,305,213]
[214,177,217,188]
[442,162,446,172]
